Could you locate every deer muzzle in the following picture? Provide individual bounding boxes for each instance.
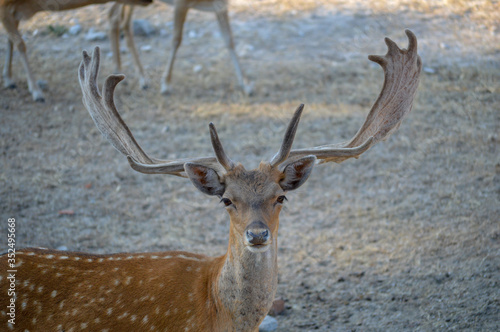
[245,221,271,250]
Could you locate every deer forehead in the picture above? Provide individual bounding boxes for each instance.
[223,164,283,202]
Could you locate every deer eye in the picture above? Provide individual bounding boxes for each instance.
[220,198,233,207]
[276,195,287,204]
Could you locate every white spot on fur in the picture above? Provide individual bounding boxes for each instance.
[51,290,57,298]
[126,256,134,260]
[142,315,149,323]
[114,279,120,286]
[74,257,81,261]
[177,254,202,261]
[37,286,44,293]
[162,255,172,259]
[21,300,27,310]
[95,317,101,323]
[46,255,54,259]
[130,315,137,322]
[81,323,88,329]
[106,308,113,315]
[125,276,133,285]
[59,300,65,309]
[59,256,68,259]
[26,252,35,256]
[118,312,129,319]
[16,259,23,267]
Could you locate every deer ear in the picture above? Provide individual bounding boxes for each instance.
[279,156,316,191]
[184,163,225,196]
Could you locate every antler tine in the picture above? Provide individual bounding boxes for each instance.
[209,123,235,171]
[270,104,305,167]
[285,29,422,165]
[79,47,219,177]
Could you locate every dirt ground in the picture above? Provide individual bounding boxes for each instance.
[1,0,499,330]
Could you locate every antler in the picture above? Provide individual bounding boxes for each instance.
[281,29,422,166]
[78,47,220,177]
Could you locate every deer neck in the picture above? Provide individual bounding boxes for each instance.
[215,226,278,330]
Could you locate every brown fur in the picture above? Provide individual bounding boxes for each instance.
[0,163,299,331]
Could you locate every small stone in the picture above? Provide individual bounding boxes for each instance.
[193,64,203,73]
[85,28,107,41]
[259,315,278,332]
[133,19,156,37]
[268,298,285,316]
[423,67,436,74]
[68,24,82,36]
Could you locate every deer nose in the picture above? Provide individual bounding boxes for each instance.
[245,221,270,245]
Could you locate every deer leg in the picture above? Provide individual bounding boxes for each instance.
[122,5,148,89]
[215,10,253,96]
[1,15,44,101]
[3,38,16,89]
[161,4,188,95]
[109,3,122,73]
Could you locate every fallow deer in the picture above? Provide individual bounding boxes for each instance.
[0,30,421,331]
[0,0,153,102]
[108,0,253,94]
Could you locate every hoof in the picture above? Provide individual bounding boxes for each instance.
[3,79,16,89]
[160,83,171,95]
[140,79,150,90]
[243,81,255,96]
[32,91,45,102]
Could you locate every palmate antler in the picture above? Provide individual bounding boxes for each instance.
[274,29,422,167]
[79,29,421,179]
[78,48,222,177]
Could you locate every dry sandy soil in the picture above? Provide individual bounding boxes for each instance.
[1,0,499,330]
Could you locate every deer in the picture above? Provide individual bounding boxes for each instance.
[0,0,153,102]
[108,0,253,94]
[0,30,421,331]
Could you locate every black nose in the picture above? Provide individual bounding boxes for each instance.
[245,221,270,245]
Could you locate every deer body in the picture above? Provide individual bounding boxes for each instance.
[108,0,252,93]
[1,164,289,331]
[0,31,421,330]
[0,0,152,102]
[5,247,271,331]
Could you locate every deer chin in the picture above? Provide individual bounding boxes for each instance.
[245,243,271,253]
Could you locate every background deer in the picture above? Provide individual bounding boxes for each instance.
[0,30,421,331]
[108,0,253,94]
[0,0,152,102]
